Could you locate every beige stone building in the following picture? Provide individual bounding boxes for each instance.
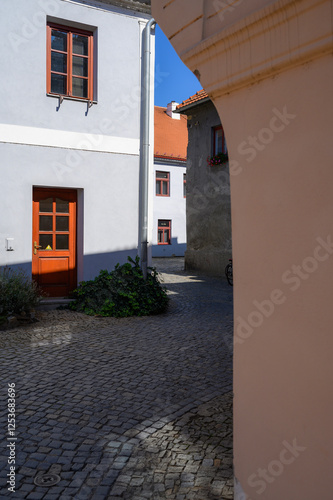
[152,1,333,499]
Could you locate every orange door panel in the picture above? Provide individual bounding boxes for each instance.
[32,188,77,297]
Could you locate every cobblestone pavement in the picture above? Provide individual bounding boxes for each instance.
[0,258,234,499]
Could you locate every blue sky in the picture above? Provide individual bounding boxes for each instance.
[154,24,202,107]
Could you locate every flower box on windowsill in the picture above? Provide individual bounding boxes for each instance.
[207,153,229,166]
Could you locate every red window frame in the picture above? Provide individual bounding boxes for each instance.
[47,22,94,101]
[213,125,227,155]
[158,220,171,245]
[183,173,186,198]
[156,171,170,197]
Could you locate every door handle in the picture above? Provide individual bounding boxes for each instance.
[34,241,42,255]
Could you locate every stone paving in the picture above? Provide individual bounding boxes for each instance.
[0,258,234,499]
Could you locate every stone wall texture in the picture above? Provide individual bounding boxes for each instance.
[183,101,232,276]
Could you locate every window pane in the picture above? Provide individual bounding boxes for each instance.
[164,230,170,243]
[39,198,53,213]
[157,171,168,179]
[51,30,67,52]
[156,181,161,195]
[56,216,69,232]
[39,234,53,250]
[39,215,53,232]
[159,220,169,227]
[72,77,88,98]
[56,234,69,250]
[72,34,88,56]
[158,230,163,243]
[51,52,67,74]
[215,128,223,155]
[162,181,168,195]
[56,198,69,213]
[51,73,67,94]
[72,56,88,77]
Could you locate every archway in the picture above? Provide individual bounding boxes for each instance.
[152,1,333,498]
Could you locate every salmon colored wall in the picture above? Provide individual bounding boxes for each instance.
[152,0,333,498]
[218,53,333,499]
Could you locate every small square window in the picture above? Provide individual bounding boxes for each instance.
[156,171,170,197]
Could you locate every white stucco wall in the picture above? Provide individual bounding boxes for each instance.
[0,0,153,284]
[0,143,140,281]
[152,162,186,257]
[2,0,146,137]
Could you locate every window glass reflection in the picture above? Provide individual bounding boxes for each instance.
[51,30,67,52]
[56,198,69,213]
[39,234,53,250]
[56,234,69,250]
[40,198,53,213]
[56,216,69,232]
[39,216,53,231]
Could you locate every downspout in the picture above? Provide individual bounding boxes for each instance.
[140,17,155,279]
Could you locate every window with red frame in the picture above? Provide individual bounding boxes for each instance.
[47,23,94,100]
[156,171,170,196]
[213,125,227,155]
[158,220,171,245]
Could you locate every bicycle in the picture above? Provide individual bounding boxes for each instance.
[225,259,233,286]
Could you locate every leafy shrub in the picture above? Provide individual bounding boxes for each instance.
[69,256,169,318]
[0,267,42,316]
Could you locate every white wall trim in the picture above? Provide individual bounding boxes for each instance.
[0,124,139,155]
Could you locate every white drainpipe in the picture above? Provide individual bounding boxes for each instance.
[140,18,155,279]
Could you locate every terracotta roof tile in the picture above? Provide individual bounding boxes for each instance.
[176,89,209,110]
[154,106,188,161]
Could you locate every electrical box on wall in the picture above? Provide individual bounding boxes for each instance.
[6,238,14,251]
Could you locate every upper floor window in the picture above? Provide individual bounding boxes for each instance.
[183,173,186,198]
[158,220,171,245]
[156,171,170,196]
[47,23,94,101]
[213,125,227,155]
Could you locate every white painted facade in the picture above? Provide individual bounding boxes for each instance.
[0,0,154,287]
[152,161,186,257]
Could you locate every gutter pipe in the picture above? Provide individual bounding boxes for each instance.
[140,17,155,279]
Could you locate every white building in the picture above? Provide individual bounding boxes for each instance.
[0,0,154,297]
[153,102,187,257]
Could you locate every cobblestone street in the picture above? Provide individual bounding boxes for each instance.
[0,258,234,499]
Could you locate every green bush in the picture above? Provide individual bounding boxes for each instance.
[69,256,169,318]
[0,267,42,316]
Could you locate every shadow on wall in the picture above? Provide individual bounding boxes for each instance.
[82,249,139,282]
[185,248,232,278]
[1,248,140,298]
[152,238,186,258]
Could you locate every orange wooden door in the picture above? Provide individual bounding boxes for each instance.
[32,188,77,297]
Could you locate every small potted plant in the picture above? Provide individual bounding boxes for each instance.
[207,152,229,166]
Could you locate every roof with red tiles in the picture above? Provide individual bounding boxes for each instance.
[154,106,188,162]
[176,89,210,111]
